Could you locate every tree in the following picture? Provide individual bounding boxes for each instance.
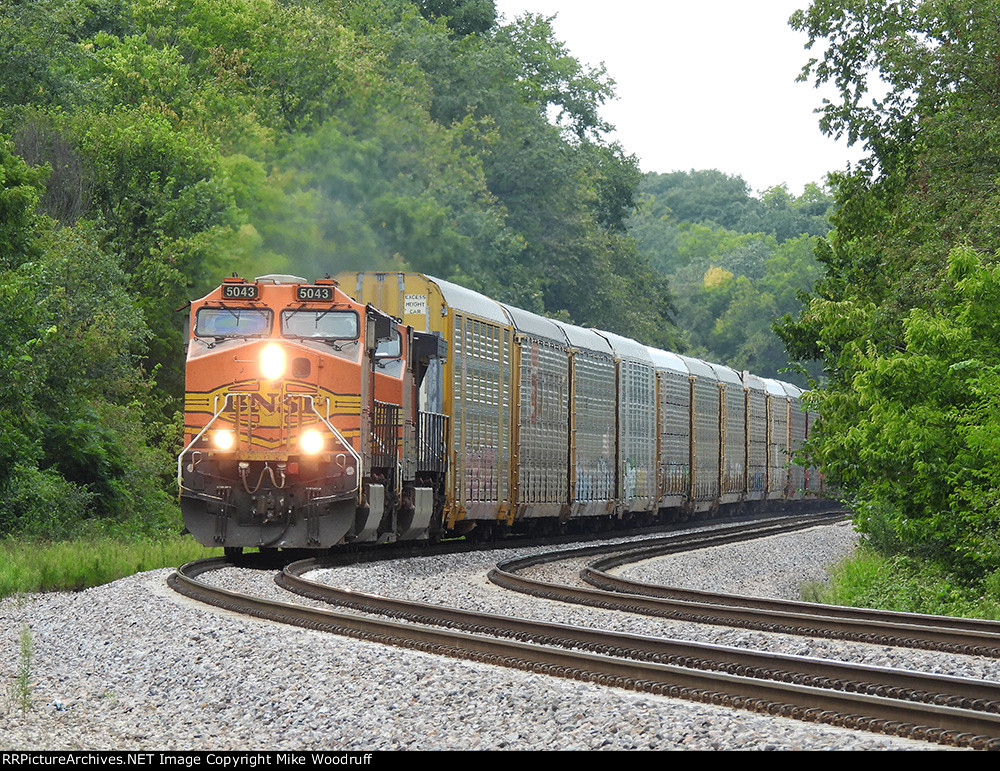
[798,246,1000,578]
[0,137,48,494]
[639,170,754,231]
[0,134,174,537]
[788,0,1000,304]
[378,10,673,343]
[417,0,496,36]
[778,0,1000,578]
[630,170,829,380]
[0,135,46,270]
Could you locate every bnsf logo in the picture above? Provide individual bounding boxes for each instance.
[243,393,284,412]
[233,393,285,430]
[229,393,311,430]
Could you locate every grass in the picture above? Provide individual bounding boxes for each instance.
[0,537,220,599]
[802,543,1000,620]
[12,624,32,714]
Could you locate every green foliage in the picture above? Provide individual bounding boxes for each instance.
[779,2,1000,581]
[272,107,516,282]
[0,137,46,269]
[632,171,832,381]
[807,542,1000,620]
[635,172,833,254]
[0,538,218,598]
[13,624,32,715]
[0,146,177,538]
[787,0,1000,314]
[0,225,178,538]
[1,465,94,542]
[0,0,97,115]
[793,246,1000,579]
[639,170,756,233]
[416,0,496,37]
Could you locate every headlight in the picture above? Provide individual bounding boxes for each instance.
[213,430,235,450]
[300,429,324,454]
[260,343,285,380]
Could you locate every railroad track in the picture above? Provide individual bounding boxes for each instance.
[491,529,1000,659]
[169,515,1000,750]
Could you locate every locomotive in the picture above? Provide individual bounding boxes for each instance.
[178,272,820,552]
[178,274,447,553]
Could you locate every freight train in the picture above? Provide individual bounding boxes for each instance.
[178,272,821,553]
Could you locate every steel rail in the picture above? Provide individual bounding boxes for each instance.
[170,557,1000,749]
[490,511,848,568]
[489,529,1000,657]
[584,552,1000,636]
[279,558,1000,712]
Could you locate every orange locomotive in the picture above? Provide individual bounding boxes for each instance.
[178,274,446,552]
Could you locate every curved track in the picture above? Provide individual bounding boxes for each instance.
[169,516,1000,750]
[491,530,1000,658]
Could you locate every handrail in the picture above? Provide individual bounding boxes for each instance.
[177,393,234,488]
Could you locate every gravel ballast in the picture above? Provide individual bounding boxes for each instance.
[0,521,971,750]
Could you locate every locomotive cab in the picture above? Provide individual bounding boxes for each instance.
[178,274,421,550]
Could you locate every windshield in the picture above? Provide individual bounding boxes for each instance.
[375,329,401,359]
[195,307,271,338]
[281,309,359,341]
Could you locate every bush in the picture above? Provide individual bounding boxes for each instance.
[812,542,1000,620]
[0,464,94,540]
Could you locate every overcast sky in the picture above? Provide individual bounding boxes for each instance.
[493,0,864,196]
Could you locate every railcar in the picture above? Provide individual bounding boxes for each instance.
[679,354,722,512]
[179,271,823,552]
[761,377,792,501]
[783,382,808,501]
[708,362,745,507]
[557,320,617,519]
[598,330,658,518]
[741,371,770,508]
[645,347,691,511]
[506,304,571,523]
